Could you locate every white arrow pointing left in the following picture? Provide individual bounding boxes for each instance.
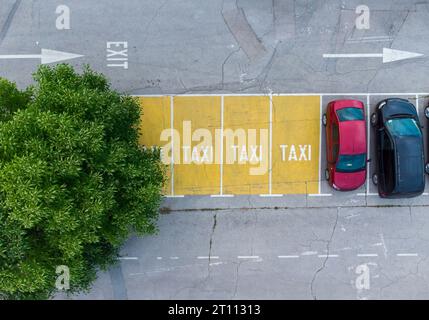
[0,48,84,64]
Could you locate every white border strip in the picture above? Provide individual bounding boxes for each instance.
[133,93,429,97]
[396,253,418,257]
[269,93,273,195]
[220,95,224,196]
[170,96,175,196]
[366,94,370,195]
[357,253,378,257]
[319,95,323,195]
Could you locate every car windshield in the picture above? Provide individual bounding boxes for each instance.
[336,154,366,173]
[385,118,421,137]
[336,107,364,121]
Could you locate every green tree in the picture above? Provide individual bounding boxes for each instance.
[0,65,165,299]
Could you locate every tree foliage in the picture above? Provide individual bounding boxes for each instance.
[0,65,165,299]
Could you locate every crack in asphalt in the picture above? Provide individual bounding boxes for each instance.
[208,213,217,269]
[310,208,339,300]
[0,0,21,46]
[221,47,241,89]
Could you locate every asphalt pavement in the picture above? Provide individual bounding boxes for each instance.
[2,0,429,299]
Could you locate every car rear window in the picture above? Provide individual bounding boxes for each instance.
[336,107,364,121]
[385,118,421,137]
[336,153,366,173]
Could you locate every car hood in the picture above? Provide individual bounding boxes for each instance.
[394,136,425,193]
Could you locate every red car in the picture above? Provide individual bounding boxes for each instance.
[323,100,367,191]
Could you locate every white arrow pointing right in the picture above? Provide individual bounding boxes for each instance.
[323,48,424,64]
[0,48,84,64]
[382,48,424,63]
[41,49,84,64]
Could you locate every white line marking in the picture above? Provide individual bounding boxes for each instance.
[197,256,219,260]
[357,253,378,257]
[170,96,175,196]
[423,193,429,196]
[278,255,300,259]
[260,194,283,197]
[308,193,332,197]
[170,256,179,260]
[396,253,418,257]
[324,53,382,58]
[366,95,370,195]
[318,254,339,258]
[347,36,393,40]
[346,36,393,43]
[0,48,84,64]
[164,195,185,198]
[237,256,260,259]
[210,194,234,198]
[269,93,273,195]
[323,48,424,64]
[118,257,138,260]
[416,94,419,113]
[319,95,323,195]
[301,251,318,256]
[220,95,224,196]
[134,93,429,97]
[357,193,378,196]
[156,257,163,260]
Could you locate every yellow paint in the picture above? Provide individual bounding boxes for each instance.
[138,96,172,195]
[272,96,320,194]
[173,96,221,195]
[223,96,270,194]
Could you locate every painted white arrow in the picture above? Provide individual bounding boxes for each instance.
[323,48,424,63]
[0,49,84,64]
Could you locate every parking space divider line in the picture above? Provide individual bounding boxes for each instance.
[134,93,429,98]
[170,96,175,196]
[319,95,323,194]
[220,95,224,196]
[416,94,419,113]
[269,93,273,195]
[366,94,370,195]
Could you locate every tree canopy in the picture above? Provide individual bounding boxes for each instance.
[0,64,165,299]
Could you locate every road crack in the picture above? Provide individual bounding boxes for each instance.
[310,208,339,300]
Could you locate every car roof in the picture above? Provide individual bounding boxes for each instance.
[338,120,366,155]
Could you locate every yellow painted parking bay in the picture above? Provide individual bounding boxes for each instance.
[272,96,320,194]
[173,96,221,195]
[138,96,172,195]
[223,96,270,195]
[138,95,321,196]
